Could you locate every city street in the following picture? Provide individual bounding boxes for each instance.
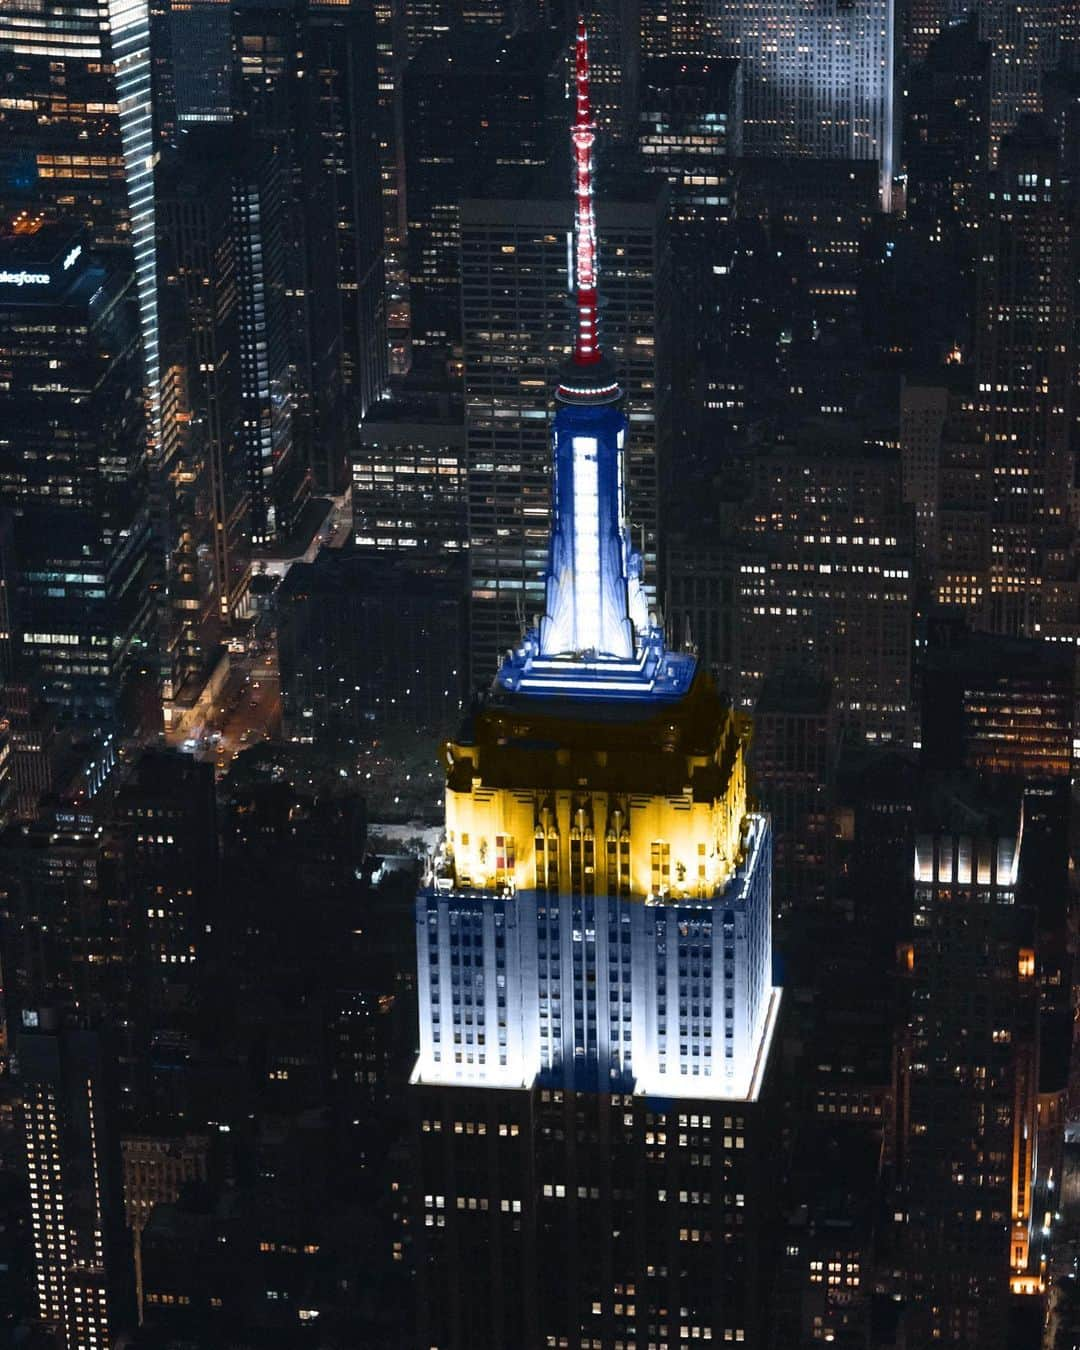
[170,640,281,777]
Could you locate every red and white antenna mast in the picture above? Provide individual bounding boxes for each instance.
[571,16,601,366]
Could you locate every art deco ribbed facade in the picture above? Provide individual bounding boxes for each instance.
[413,28,780,1347]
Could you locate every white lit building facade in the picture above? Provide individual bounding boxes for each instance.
[412,26,782,1347]
[708,0,895,207]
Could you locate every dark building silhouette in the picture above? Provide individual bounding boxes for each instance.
[403,28,564,355]
[277,550,464,745]
[752,673,837,922]
[974,118,1074,637]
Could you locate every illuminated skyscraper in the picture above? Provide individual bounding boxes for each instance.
[15,1013,131,1349]
[709,0,895,206]
[413,27,781,1346]
[0,0,159,435]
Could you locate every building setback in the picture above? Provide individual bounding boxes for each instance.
[413,27,781,1348]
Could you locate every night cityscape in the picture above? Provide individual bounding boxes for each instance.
[0,0,1077,1346]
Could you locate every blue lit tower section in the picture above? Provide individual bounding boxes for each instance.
[537,24,643,664]
[412,20,779,1112]
[500,20,663,701]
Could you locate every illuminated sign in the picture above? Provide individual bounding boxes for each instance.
[62,244,82,271]
[0,269,50,287]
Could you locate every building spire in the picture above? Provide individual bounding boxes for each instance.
[571,16,600,367]
[558,17,619,405]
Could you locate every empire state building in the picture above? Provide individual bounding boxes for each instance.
[412,24,782,1348]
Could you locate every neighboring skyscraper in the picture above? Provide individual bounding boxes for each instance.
[905,15,992,233]
[413,28,781,1346]
[640,0,706,59]
[0,226,154,728]
[115,750,218,998]
[403,28,562,356]
[634,54,741,435]
[154,0,233,138]
[733,422,915,746]
[351,401,467,558]
[902,0,967,64]
[899,381,950,578]
[921,629,1074,779]
[736,156,880,357]
[461,174,670,688]
[15,1011,132,1348]
[974,116,1073,637]
[158,147,250,623]
[232,0,374,495]
[304,0,389,420]
[0,0,160,433]
[636,56,742,234]
[585,0,641,140]
[709,0,895,206]
[752,672,837,921]
[976,0,1061,163]
[900,784,1041,1345]
[162,124,307,559]
[230,134,306,548]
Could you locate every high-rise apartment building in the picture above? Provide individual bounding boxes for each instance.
[0,227,154,727]
[413,29,781,1346]
[708,0,895,206]
[974,117,1073,637]
[461,177,670,689]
